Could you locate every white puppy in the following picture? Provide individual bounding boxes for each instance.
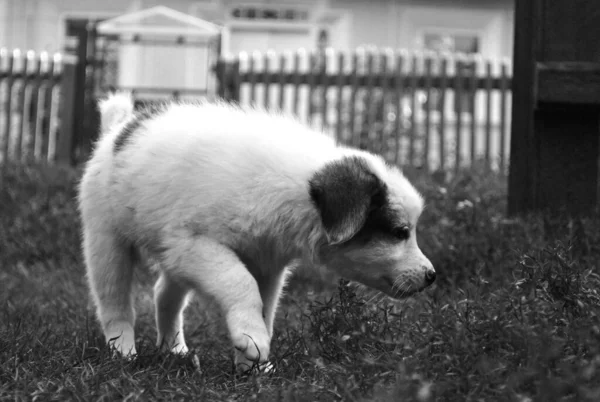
[78,93,435,372]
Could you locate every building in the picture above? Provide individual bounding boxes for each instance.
[1,0,514,59]
[0,0,515,170]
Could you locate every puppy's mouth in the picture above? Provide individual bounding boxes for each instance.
[381,277,423,299]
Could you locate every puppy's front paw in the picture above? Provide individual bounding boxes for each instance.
[157,336,188,355]
[107,337,137,358]
[168,343,189,355]
[231,328,270,366]
[105,324,136,357]
[234,352,274,375]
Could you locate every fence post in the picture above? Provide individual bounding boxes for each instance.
[80,22,99,158]
[55,58,78,165]
[1,49,15,167]
[215,59,240,103]
[230,60,241,103]
[215,59,227,100]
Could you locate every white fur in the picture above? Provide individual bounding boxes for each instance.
[98,92,134,132]
[78,95,434,371]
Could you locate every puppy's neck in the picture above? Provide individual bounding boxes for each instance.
[232,188,326,276]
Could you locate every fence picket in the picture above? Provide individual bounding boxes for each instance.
[292,50,301,116]
[408,53,418,166]
[1,49,15,165]
[12,50,26,161]
[484,59,493,165]
[364,50,376,152]
[307,51,316,124]
[248,53,257,105]
[349,51,359,149]
[379,50,391,157]
[263,52,272,109]
[499,60,509,172]
[20,52,39,160]
[394,50,406,165]
[335,52,344,145]
[469,56,478,165]
[423,54,433,170]
[34,52,50,160]
[278,53,286,111]
[46,54,59,162]
[0,48,5,166]
[439,57,448,171]
[454,56,464,172]
[320,49,329,131]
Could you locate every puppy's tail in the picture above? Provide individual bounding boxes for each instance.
[98,92,134,133]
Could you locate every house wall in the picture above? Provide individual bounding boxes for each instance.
[0,0,9,48]
[0,0,513,100]
[0,0,513,59]
[1,0,142,52]
[1,0,38,50]
[331,0,514,59]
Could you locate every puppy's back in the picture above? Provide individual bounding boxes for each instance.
[92,101,343,236]
[113,102,340,189]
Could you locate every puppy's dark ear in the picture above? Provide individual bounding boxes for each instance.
[309,156,386,245]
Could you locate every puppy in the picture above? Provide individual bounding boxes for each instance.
[78,93,435,372]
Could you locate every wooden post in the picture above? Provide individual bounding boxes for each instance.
[55,59,78,165]
[215,59,240,103]
[508,0,600,215]
[1,50,15,165]
[215,59,226,99]
[79,22,99,159]
[230,60,241,103]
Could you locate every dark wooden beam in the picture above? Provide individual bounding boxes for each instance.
[509,0,600,215]
[508,0,541,215]
[536,62,600,104]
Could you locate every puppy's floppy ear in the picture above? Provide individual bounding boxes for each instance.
[309,156,386,245]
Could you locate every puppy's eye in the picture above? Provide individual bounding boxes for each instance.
[392,226,410,241]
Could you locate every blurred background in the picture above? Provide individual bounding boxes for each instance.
[0,0,514,172]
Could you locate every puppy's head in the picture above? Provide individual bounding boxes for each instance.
[309,155,435,299]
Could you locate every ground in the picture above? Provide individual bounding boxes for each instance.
[1,162,599,401]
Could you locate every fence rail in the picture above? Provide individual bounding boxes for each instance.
[216,49,513,172]
[0,48,64,165]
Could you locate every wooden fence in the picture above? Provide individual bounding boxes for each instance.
[0,48,64,164]
[1,46,513,173]
[216,48,513,172]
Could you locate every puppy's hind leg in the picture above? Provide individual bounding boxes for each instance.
[83,228,137,356]
[154,273,191,354]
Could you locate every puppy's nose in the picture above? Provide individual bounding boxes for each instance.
[424,269,436,285]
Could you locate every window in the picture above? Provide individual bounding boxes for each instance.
[423,32,480,115]
[230,6,309,21]
[423,33,479,54]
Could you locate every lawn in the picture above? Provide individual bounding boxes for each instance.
[1,162,599,401]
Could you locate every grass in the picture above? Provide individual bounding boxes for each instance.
[1,161,599,401]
